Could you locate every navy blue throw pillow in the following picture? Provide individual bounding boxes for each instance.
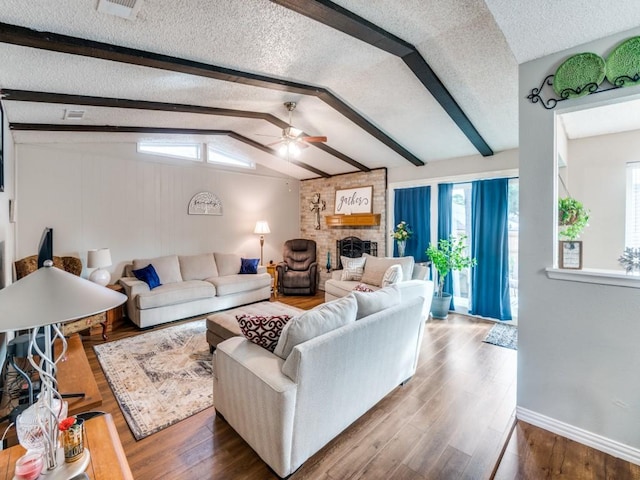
[132,264,162,289]
[239,258,260,274]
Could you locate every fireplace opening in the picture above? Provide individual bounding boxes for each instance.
[336,236,377,269]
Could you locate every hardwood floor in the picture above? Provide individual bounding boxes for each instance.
[493,421,640,480]
[74,293,638,479]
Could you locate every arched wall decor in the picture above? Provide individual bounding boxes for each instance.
[188,192,223,216]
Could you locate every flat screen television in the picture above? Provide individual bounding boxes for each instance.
[37,227,53,268]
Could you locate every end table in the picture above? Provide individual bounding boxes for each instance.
[266,263,278,297]
[89,283,124,340]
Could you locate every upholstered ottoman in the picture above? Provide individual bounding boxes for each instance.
[206,301,304,352]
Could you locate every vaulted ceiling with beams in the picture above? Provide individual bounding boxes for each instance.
[1,1,640,180]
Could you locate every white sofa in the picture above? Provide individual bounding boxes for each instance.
[213,284,433,477]
[324,254,431,311]
[119,253,271,328]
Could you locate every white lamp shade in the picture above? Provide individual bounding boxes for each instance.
[254,221,271,235]
[0,265,126,331]
[87,248,112,268]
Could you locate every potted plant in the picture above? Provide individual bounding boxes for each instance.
[558,197,590,269]
[426,235,477,319]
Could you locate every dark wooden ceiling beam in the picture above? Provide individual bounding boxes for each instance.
[9,123,331,178]
[0,22,422,166]
[2,88,370,172]
[270,0,494,157]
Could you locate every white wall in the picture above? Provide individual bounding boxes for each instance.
[16,143,300,281]
[519,27,640,460]
[387,148,518,185]
[566,130,640,269]
[0,107,15,289]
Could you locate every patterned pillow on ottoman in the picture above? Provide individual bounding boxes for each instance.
[236,314,292,352]
[353,283,374,292]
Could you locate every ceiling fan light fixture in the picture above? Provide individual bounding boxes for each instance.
[289,143,301,157]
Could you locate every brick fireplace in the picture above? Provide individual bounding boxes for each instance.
[299,169,387,289]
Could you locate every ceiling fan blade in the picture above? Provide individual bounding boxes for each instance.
[302,136,327,143]
[255,133,281,138]
[267,140,285,147]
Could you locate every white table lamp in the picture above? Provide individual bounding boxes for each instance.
[0,261,127,478]
[253,221,271,266]
[87,248,112,286]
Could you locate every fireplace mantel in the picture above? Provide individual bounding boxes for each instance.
[325,213,381,227]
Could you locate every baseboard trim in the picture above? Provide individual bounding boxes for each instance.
[516,407,640,466]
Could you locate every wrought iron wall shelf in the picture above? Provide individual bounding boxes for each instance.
[527,73,640,110]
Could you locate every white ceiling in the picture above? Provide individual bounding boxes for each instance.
[1,1,640,179]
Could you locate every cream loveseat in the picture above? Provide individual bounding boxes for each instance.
[119,253,271,328]
[324,254,431,312]
[213,284,434,477]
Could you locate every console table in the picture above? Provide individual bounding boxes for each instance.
[0,413,133,479]
[57,334,102,415]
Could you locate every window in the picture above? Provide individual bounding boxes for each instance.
[206,146,255,169]
[451,183,472,309]
[137,142,201,161]
[626,162,640,248]
[508,179,519,312]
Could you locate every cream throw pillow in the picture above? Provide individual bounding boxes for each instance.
[273,295,357,359]
[341,256,366,281]
[382,264,403,287]
[360,254,414,287]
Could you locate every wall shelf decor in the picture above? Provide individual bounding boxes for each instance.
[527,36,640,110]
[188,191,222,215]
[325,213,380,227]
[559,240,583,270]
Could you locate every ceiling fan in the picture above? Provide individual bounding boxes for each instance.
[267,102,327,156]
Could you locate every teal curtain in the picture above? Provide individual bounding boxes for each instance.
[437,183,454,309]
[393,186,430,263]
[470,178,512,320]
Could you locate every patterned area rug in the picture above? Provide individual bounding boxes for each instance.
[94,320,212,440]
[483,323,518,350]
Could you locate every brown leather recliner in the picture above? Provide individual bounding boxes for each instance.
[276,239,318,295]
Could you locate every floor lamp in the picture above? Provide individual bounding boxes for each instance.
[0,261,127,479]
[254,221,271,266]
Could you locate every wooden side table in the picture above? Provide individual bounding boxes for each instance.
[0,413,133,479]
[266,263,278,297]
[89,283,124,339]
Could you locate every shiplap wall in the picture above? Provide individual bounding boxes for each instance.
[15,143,300,281]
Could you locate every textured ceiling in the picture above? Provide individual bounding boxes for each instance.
[0,1,638,179]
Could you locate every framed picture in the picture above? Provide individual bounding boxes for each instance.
[559,241,582,269]
[334,186,373,214]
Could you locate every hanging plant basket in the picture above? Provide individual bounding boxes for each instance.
[558,197,589,240]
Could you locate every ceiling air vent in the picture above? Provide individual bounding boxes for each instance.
[97,0,143,20]
[63,109,85,120]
